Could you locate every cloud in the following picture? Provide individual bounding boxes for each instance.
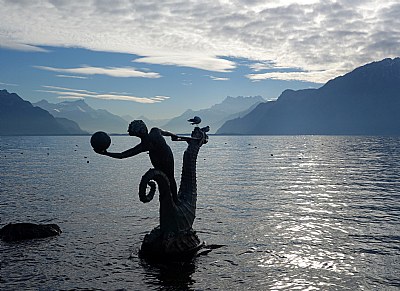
[85,93,167,102]
[246,70,336,83]
[207,75,230,81]
[56,74,88,79]
[148,96,170,101]
[34,66,161,78]
[38,86,169,103]
[1,0,399,80]
[41,85,96,94]
[134,55,235,72]
[0,81,19,86]
[248,61,293,72]
[0,39,48,52]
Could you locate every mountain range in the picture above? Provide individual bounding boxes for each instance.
[162,95,264,134]
[2,58,399,136]
[217,58,400,135]
[34,99,128,134]
[0,90,86,135]
[0,91,263,136]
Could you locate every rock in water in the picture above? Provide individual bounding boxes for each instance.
[90,131,111,152]
[0,223,62,242]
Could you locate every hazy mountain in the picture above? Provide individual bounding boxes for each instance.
[217,58,400,135]
[34,99,128,134]
[0,90,87,135]
[136,115,171,129]
[162,95,265,134]
[121,114,135,122]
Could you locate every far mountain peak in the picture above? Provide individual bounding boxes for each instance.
[34,99,127,134]
[162,95,265,134]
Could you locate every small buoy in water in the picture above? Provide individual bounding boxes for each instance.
[270,154,273,156]
[87,161,89,163]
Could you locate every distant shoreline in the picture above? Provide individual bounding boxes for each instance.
[2,133,400,137]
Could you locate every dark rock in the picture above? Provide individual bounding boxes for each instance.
[0,223,62,242]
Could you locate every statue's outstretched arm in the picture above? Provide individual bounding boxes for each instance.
[160,129,200,142]
[103,143,146,159]
[159,129,179,140]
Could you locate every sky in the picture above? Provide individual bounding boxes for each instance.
[0,0,399,119]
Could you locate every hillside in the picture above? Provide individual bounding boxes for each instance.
[0,90,87,135]
[217,58,400,135]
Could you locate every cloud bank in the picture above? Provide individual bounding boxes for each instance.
[1,0,399,82]
[35,66,160,78]
[38,85,169,103]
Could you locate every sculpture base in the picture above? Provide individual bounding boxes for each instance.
[140,226,204,261]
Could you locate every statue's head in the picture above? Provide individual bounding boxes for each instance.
[128,120,148,137]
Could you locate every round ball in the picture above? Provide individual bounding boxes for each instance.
[90,131,111,151]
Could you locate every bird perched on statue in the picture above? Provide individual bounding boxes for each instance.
[201,126,210,133]
[188,116,201,126]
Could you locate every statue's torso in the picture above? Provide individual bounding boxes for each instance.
[146,128,174,176]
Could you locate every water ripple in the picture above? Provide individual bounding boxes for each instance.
[1,136,399,290]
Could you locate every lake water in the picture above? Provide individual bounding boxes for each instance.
[0,135,399,290]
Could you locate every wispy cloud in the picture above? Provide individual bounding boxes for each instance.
[0,81,19,86]
[151,96,170,101]
[38,86,169,104]
[246,70,337,83]
[86,93,168,102]
[41,85,96,94]
[207,75,229,81]
[34,66,161,78]
[133,55,235,72]
[1,0,399,80]
[56,74,88,79]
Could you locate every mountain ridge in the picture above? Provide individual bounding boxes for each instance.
[162,95,264,134]
[34,99,128,134]
[217,58,400,135]
[0,90,87,136]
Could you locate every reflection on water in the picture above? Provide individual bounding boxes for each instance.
[140,259,196,289]
[0,135,399,290]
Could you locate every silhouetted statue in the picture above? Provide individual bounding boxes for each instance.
[93,120,209,260]
[95,120,182,202]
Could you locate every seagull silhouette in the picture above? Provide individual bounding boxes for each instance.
[187,116,201,125]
